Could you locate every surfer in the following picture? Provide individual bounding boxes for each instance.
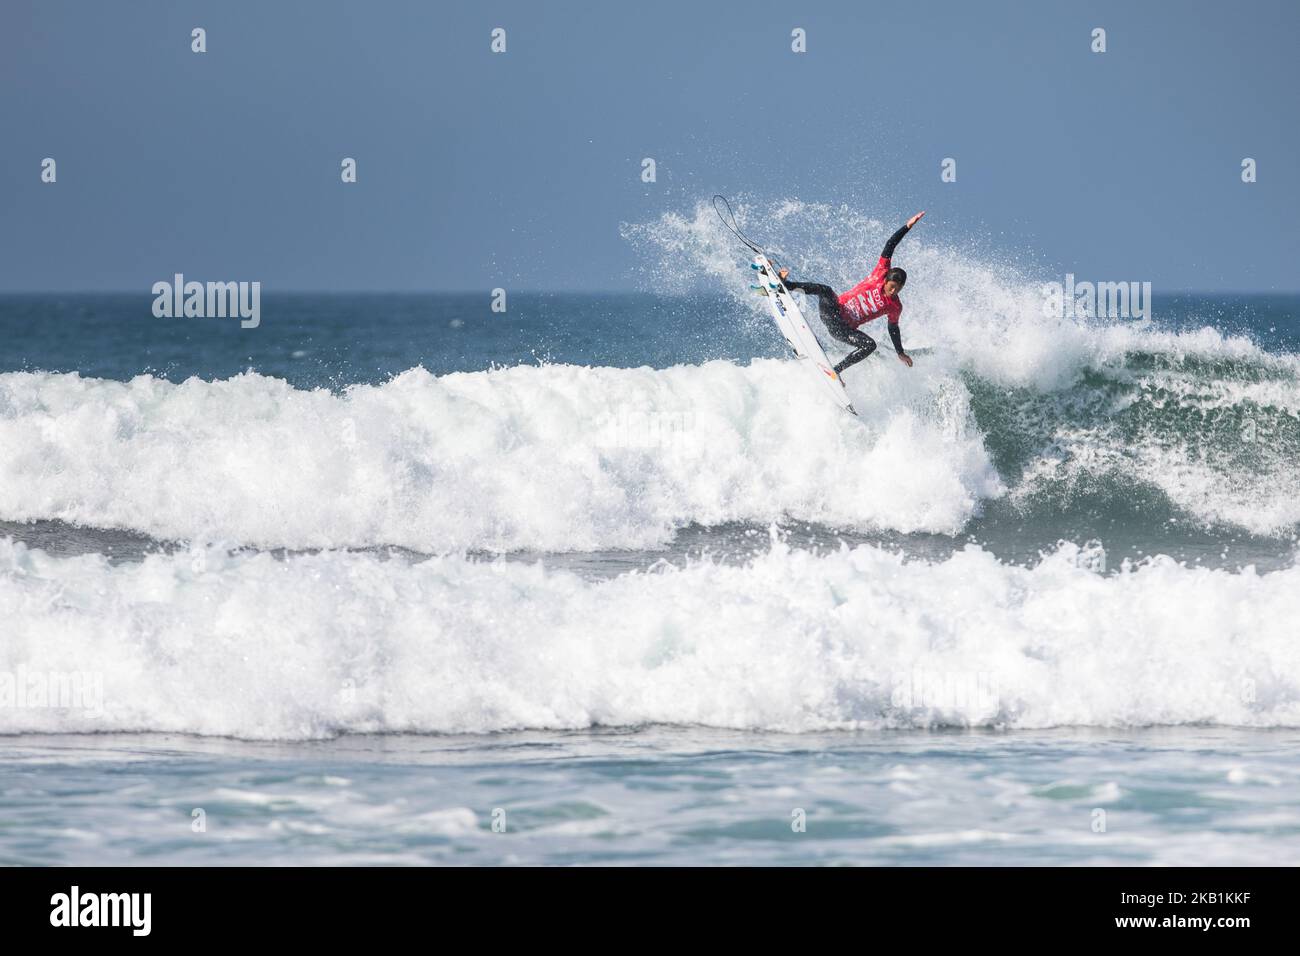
[778,211,925,376]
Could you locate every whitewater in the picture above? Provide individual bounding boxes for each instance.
[0,361,1003,551]
[2,535,1298,739]
[3,328,1300,554]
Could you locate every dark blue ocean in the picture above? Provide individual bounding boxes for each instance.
[8,289,1299,386]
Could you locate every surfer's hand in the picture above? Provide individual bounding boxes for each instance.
[898,353,914,367]
[777,267,789,281]
[906,211,926,229]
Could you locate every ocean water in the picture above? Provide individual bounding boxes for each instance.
[3,200,1300,865]
[5,729,1299,866]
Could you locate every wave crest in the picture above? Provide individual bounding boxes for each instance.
[2,536,1297,738]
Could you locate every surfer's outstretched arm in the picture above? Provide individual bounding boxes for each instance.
[881,226,910,260]
[882,211,926,260]
[889,320,913,366]
[887,321,905,356]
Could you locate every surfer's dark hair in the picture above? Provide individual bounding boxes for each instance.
[886,267,907,289]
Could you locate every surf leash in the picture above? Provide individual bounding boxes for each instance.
[712,195,766,256]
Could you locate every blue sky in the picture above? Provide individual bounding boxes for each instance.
[2,0,1297,292]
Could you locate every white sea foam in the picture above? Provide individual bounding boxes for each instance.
[2,536,1297,739]
[0,362,1001,550]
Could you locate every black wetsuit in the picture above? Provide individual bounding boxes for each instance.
[782,225,909,374]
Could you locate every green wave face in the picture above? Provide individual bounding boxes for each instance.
[967,349,1300,544]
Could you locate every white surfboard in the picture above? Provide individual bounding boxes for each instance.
[750,254,858,415]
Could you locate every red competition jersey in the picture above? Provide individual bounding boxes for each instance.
[837,257,902,328]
